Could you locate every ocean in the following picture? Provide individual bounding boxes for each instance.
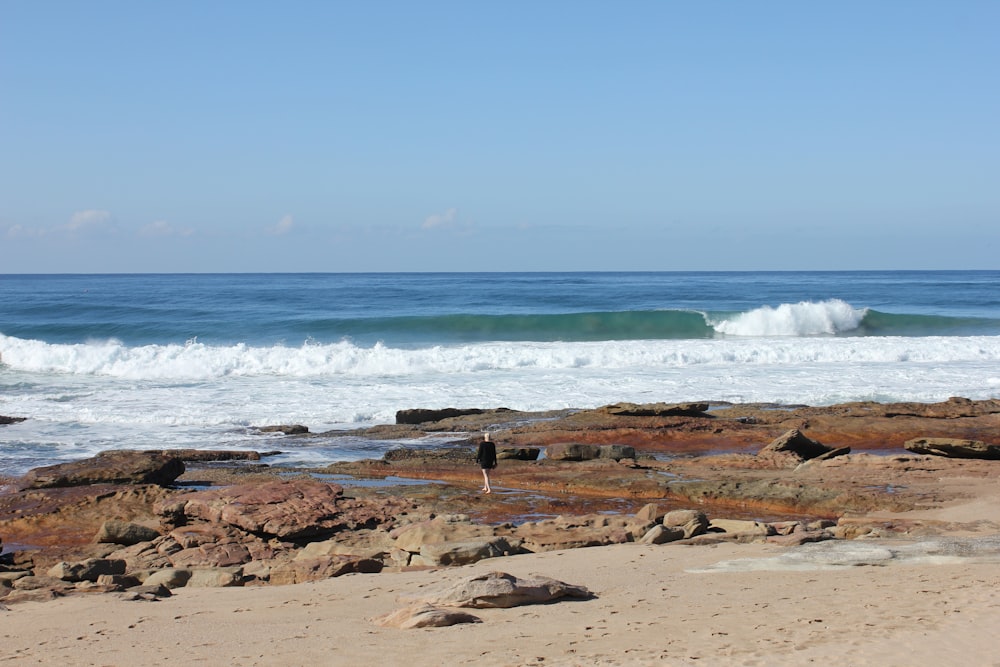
[2,271,999,477]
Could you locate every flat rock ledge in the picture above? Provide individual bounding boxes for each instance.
[5,398,1000,606]
[2,464,843,607]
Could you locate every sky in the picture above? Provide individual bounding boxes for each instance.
[1,1,998,273]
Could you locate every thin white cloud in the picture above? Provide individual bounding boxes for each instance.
[422,207,458,230]
[66,209,113,232]
[5,224,45,239]
[139,220,194,238]
[270,214,294,236]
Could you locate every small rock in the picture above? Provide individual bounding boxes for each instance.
[372,603,482,628]
[95,520,161,546]
[400,571,593,609]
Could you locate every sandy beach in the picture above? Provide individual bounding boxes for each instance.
[5,484,1000,667]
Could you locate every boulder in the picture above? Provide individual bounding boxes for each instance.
[390,515,497,553]
[139,567,244,589]
[810,446,852,462]
[598,444,636,461]
[496,447,541,461]
[294,532,395,561]
[256,425,309,435]
[416,537,522,567]
[12,575,74,592]
[269,555,382,585]
[141,568,192,589]
[709,519,773,537]
[19,450,185,489]
[544,443,601,461]
[372,603,482,629]
[542,443,634,462]
[904,438,1000,459]
[634,503,661,523]
[170,542,253,569]
[639,524,686,545]
[758,429,831,461]
[0,571,31,584]
[400,571,593,609]
[95,574,142,589]
[47,558,127,582]
[513,514,652,552]
[95,520,161,546]
[185,567,245,588]
[1,588,67,604]
[662,509,710,538]
[106,539,174,571]
[163,523,277,567]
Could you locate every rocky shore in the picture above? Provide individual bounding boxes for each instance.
[3,397,1000,608]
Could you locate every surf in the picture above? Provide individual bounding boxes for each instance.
[4,331,1000,381]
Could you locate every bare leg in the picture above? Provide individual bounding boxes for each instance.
[481,469,491,493]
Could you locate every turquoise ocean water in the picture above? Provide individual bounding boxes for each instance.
[1,271,998,476]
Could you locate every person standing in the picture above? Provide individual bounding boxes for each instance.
[476,432,498,493]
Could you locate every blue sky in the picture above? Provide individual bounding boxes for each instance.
[2,1,998,272]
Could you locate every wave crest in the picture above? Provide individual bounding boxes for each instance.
[711,299,866,336]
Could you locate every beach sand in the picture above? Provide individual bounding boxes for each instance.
[5,482,1000,667]
[4,540,999,667]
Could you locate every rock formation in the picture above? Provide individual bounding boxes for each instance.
[904,438,1000,459]
[18,450,185,490]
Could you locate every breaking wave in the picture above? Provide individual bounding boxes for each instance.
[3,331,1000,381]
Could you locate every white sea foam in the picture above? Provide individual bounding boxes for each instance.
[3,332,1000,475]
[3,332,999,380]
[711,299,866,336]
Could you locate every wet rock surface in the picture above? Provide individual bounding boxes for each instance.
[2,398,1000,605]
[18,450,185,490]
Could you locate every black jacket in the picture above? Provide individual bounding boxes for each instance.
[476,441,497,469]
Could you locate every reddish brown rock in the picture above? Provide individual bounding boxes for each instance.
[758,428,832,461]
[170,542,252,569]
[158,478,411,540]
[19,451,184,490]
[0,484,175,570]
[904,438,1000,459]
